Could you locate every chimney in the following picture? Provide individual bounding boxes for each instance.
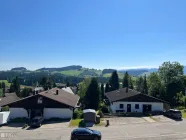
[56,90,59,95]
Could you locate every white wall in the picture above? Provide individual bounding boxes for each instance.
[43,108,73,119]
[110,102,163,113]
[0,112,10,125]
[9,108,28,119]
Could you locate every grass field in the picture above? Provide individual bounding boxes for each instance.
[103,73,124,79]
[0,80,11,87]
[60,70,83,76]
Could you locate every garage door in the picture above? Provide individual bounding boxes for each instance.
[43,108,73,119]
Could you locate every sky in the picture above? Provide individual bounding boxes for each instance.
[0,0,186,70]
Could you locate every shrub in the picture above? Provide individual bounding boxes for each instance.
[10,117,28,123]
[101,105,109,113]
[73,109,83,119]
[97,110,104,118]
[1,106,9,111]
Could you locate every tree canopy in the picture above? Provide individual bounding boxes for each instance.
[109,71,119,91]
[85,78,101,110]
[122,72,129,88]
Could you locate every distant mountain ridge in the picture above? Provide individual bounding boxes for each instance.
[36,65,82,72]
[9,65,186,78]
[11,67,27,71]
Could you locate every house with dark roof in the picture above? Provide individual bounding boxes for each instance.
[1,88,80,120]
[105,88,169,113]
[0,93,20,111]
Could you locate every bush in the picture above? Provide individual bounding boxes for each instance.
[1,106,9,111]
[10,117,28,123]
[73,109,83,119]
[101,105,109,113]
[97,110,104,118]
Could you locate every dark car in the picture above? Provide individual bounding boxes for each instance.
[71,128,101,140]
[164,109,182,119]
[30,116,44,127]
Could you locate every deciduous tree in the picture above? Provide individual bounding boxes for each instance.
[159,61,185,103]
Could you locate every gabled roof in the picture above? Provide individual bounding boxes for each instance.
[105,88,168,103]
[62,87,74,94]
[38,88,79,107]
[0,93,20,106]
[2,88,80,108]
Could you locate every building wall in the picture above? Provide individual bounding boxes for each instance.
[0,112,10,125]
[110,101,163,113]
[43,108,73,119]
[9,108,28,119]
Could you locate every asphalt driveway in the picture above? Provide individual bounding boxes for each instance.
[103,117,148,125]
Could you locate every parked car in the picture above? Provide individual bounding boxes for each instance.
[71,128,101,140]
[30,116,44,127]
[164,109,182,119]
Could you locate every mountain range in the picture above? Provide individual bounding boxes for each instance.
[8,65,186,78]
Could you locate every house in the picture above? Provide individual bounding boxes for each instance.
[1,88,80,120]
[105,88,169,113]
[56,83,66,88]
[0,93,20,111]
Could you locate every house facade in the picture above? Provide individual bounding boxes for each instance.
[105,88,168,113]
[2,88,79,120]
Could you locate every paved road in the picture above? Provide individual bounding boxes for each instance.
[1,120,186,140]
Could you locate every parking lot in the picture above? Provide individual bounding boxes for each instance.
[0,117,186,140]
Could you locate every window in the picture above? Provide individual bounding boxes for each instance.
[135,104,139,109]
[119,104,124,109]
[37,97,43,104]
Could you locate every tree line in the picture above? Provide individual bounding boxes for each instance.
[0,82,6,97]
[104,61,186,107]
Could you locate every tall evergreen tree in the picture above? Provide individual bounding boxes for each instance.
[85,78,101,110]
[122,72,129,88]
[129,77,134,89]
[109,71,119,91]
[143,75,148,94]
[10,76,20,95]
[105,83,110,93]
[101,83,105,101]
[2,82,5,97]
[0,82,2,89]
[136,76,144,93]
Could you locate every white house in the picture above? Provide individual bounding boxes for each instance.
[2,88,79,120]
[105,88,169,113]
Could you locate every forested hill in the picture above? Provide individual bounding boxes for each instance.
[0,65,185,86]
[37,65,82,72]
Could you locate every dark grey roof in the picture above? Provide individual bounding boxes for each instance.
[105,88,169,103]
[39,88,80,107]
[0,93,20,106]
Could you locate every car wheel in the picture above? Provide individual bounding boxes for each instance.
[94,137,99,140]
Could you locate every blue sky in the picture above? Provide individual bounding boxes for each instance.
[0,0,186,70]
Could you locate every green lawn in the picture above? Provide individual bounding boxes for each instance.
[181,110,186,118]
[0,80,11,87]
[69,119,105,127]
[69,119,82,127]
